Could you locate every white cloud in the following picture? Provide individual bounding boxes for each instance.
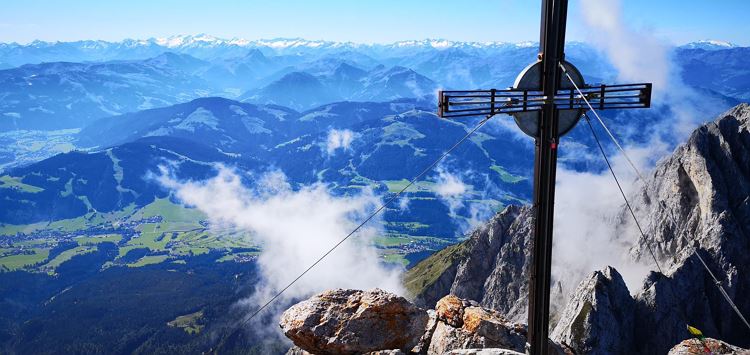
[325,128,355,155]
[580,0,670,94]
[579,0,724,140]
[552,164,652,297]
[158,165,402,340]
[549,0,711,302]
[434,168,468,198]
[397,195,410,211]
[433,167,497,236]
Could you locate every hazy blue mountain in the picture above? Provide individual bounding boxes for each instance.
[676,47,750,100]
[0,57,214,131]
[324,63,370,97]
[199,49,285,92]
[240,71,341,111]
[143,52,210,74]
[241,65,438,111]
[76,97,297,154]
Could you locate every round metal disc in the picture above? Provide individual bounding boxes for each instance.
[511,60,585,138]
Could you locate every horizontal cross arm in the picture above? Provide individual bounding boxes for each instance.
[438,83,652,118]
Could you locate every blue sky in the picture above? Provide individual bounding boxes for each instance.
[1,0,748,45]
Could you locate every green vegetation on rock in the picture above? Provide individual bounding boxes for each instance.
[403,241,469,298]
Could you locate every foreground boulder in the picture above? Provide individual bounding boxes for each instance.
[668,337,749,354]
[279,289,429,354]
[282,290,575,355]
[428,295,527,354]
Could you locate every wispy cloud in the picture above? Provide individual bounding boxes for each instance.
[325,128,355,155]
[158,165,403,341]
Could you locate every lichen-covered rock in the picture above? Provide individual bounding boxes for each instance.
[427,295,527,354]
[551,266,635,354]
[279,289,429,354]
[436,295,470,327]
[667,337,749,354]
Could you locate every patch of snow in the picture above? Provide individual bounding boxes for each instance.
[144,127,173,137]
[229,105,248,116]
[240,116,271,134]
[259,107,290,121]
[682,39,738,50]
[174,107,220,132]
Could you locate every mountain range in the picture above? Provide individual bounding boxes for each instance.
[0,36,749,354]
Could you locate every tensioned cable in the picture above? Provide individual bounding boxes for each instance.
[581,113,664,275]
[211,112,497,353]
[562,62,750,334]
[559,63,645,181]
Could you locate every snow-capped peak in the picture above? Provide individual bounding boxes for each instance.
[682,39,737,50]
[153,34,227,48]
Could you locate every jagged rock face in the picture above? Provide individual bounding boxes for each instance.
[667,337,749,355]
[405,205,534,322]
[279,289,429,354]
[551,266,635,355]
[623,103,750,353]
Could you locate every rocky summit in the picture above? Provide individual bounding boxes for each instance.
[279,289,429,354]
[667,338,750,355]
[280,290,577,355]
[551,267,635,354]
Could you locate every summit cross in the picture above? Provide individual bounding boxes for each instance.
[437,1,652,354]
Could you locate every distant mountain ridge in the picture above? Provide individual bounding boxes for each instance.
[241,65,439,111]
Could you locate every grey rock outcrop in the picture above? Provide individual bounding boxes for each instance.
[279,289,429,354]
[405,205,535,322]
[427,295,527,354]
[623,103,750,353]
[282,291,576,355]
[551,266,635,355]
[667,337,749,354]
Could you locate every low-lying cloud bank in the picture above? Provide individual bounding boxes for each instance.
[159,165,403,339]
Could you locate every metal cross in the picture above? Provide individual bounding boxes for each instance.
[437,1,652,354]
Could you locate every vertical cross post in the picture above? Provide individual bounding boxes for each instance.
[437,2,650,354]
[528,0,568,354]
